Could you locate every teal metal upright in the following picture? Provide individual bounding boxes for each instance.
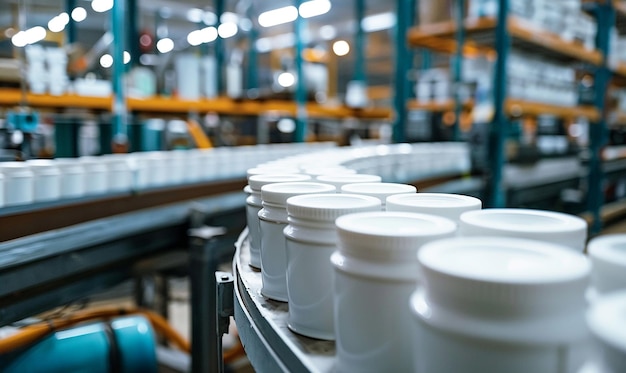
[392,0,412,143]
[247,4,258,90]
[588,2,614,234]
[215,0,225,95]
[487,0,510,207]
[408,0,417,99]
[294,0,308,143]
[126,0,139,67]
[111,0,128,150]
[353,0,366,83]
[452,0,466,141]
[65,0,76,44]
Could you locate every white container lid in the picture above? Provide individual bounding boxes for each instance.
[246,167,300,179]
[286,193,381,221]
[0,162,33,175]
[301,167,357,176]
[315,174,382,189]
[261,182,336,207]
[248,174,311,192]
[335,211,456,262]
[26,159,60,173]
[459,208,587,252]
[386,193,481,221]
[418,237,590,338]
[340,182,416,202]
[588,291,626,353]
[588,234,626,293]
[53,159,85,173]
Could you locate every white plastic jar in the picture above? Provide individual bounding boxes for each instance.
[332,211,456,373]
[412,236,591,373]
[340,182,416,209]
[78,156,109,195]
[301,167,357,177]
[258,182,336,301]
[54,159,85,198]
[26,159,61,202]
[246,174,311,269]
[315,174,382,191]
[284,193,381,340]
[587,291,626,373]
[459,208,588,252]
[0,162,34,206]
[101,154,133,193]
[386,192,482,222]
[588,234,626,296]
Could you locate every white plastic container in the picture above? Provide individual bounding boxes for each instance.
[332,212,457,373]
[258,182,336,301]
[413,236,591,373]
[101,155,133,193]
[0,162,34,206]
[587,291,626,373]
[340,182,417,209]
[386,193,482,222]
[301,167,357,177]
[247,174,311,269]
[54,159,85,198]
[459,208,588,252]
[0,173,4,207]
[588,234,626,296]
[26,159,61,202]
[315,174,382,191]
[284,193,381,340]
[78,156,109,195]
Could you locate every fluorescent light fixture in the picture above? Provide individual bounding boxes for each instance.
[48,16,66,33]
[187,30,203,46]
[239,18,252,32]
[123,51,131,64]
[25,26,46,45]
[11,31,28,47]
[187,8,204,23]
[332,40,350,56]
[156,38,174,53]
[203,11,217,25]
[256,32,296,52]
[100,54,113,68]
[221,12,238,24]
[71,7,87,22]
[218,22,238,38]
[91,0,113,13]
[277,72,295,88]
[277,118,296,133]
[361,11,396,32]
[299,0,331,18]
[319,25,336,40]
[258,6,298,28]
[58,12,70,25]
[202,26,218,43]
[255,37,272,53]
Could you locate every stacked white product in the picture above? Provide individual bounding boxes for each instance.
[315,174,381,191]
[25,45,47,94]
[0,162,34,206]
[25,159,61,202]
[301,167,357,177]
[101,154,133,193]
[413,237,591,373]
[386,193,482,223]
[54,159,85,198]
[247,174,312,269]
[79,156,109,195]
[46,47,68,96]
[340,182,416,209]
[258,182,336,301]
[587,291,626,373]
[332,212,456,373]
[587,234,626,298]
[415,68,451,103]
[284,193,381,340]
[459,208,588,252]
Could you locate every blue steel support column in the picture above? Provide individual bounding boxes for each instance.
[408,0,417,99]
[294,0,308,143]
[589,3,614,234]
[111,0,128,151]
[353,0,366,82]
[65,0,76,44]
[247,5,258,90]
[215,0,225,95]
[487,0,509,207]
[453,0,466,141]
[392,0,412,143]
[126,0,139,67]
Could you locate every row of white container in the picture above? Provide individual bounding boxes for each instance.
[0,141,469,209]
[241,166,626,373]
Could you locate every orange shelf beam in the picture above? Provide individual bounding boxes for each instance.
[505,99,600,121]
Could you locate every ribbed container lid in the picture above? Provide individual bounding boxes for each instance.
[246,167,301,179]
[316,174,382,189]
[286,193,381,221]
[459,208,587,252]
[336,211,456,262]
[588,291,626,353]
[386,193,481,221]
[243,185,253,194]
[301,167,357,176]
[0,161,33,175]
[248,174,311,191]
[261,182,336,206]
[419,237,590,316]
[340,183,416,202]
[588,234,626,293]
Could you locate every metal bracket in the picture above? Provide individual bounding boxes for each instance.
[216,271,234,337]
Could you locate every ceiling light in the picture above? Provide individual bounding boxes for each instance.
[123,51,131,64]
[203,11,217,25]
[299,0,331,18]
[319,25,336,40]
[258,6,298,28]
[187,30,203,46]
[58,12,70,25]
[239,18,252,32]
[156,38,174,53]
[71,7,87,22]
[48,16,66,33]
[277,118,296,133]
[100,54,113,68]
[11,31,28,47]
[218,22,238,38]
[187,8,204,23]
[25,26,47,45]
[277,72,295,88]
[255,37,272,53]
[361,12,396,32]
[202,27,218,43]
[221,12,238,24]
[332,40,350,56]
[91,0,113,13]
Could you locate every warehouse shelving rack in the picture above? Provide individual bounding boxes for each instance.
[399,0,620,233]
